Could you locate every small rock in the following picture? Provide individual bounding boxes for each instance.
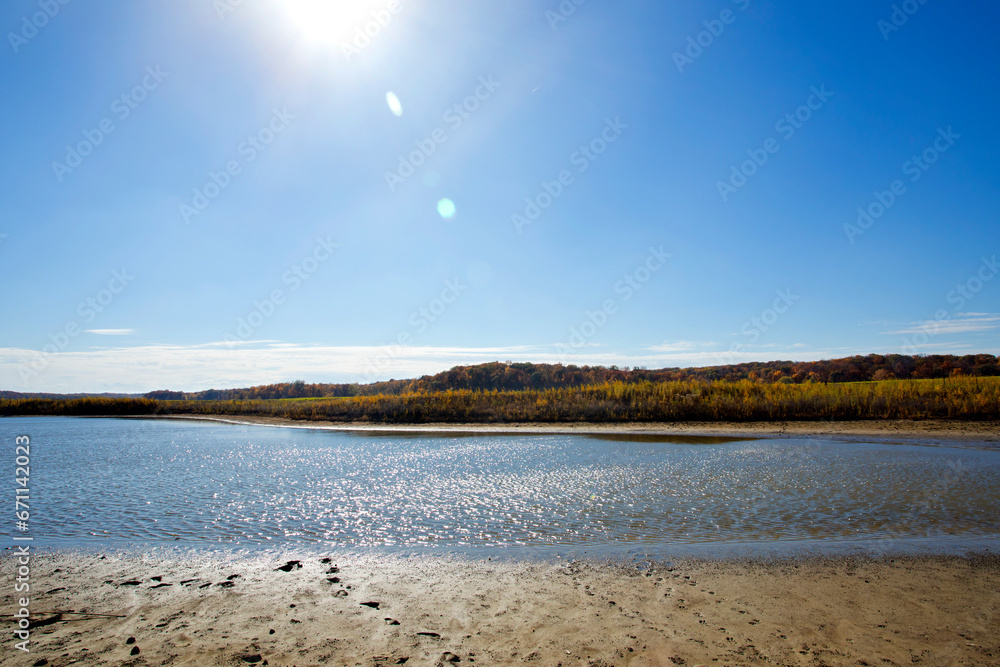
[416,631,441,638]
[243,654,262,664]
[319,557,332,564]
[130,647,140,656]
[268,629,275,635]
[120,580,142,586]
[276,560,302,572]
[334,590,348,598]
[125,637,136,645]
[442,652,460,663]
[327,577,341,584]
[150,576,162,582]
[33,659,49,666]
[360,601,381,610]
[326,566,340,574]
[385,618,400,626]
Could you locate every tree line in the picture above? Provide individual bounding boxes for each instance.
[137,353,1000,401]
[3,376,998,424]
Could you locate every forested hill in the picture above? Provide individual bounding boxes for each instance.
[0,391,133,400]
[139,354,1000,401]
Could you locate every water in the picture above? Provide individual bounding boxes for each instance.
[4,417,1000,557]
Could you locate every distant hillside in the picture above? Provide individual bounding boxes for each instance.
[0,391,137,400]
[142,354,1000,401]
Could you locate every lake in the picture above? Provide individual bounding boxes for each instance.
[5,417,1000,558]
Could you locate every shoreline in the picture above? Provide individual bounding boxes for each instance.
[138,413,1000,441]
[11,550,999,666]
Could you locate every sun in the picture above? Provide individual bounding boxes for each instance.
[282,0,394,46]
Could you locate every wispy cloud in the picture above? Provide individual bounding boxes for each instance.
[3,339,996,394]
[647,340,700,352]
[882,313,1000,336]
[85,329,135,335]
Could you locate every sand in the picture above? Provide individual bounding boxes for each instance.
[6,551,999,666]
[155,415,1000,443]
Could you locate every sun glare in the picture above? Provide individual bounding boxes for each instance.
[386,91,403,116]
[282,0,391,45]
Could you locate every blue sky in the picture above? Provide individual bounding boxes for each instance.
[1,0,998,393]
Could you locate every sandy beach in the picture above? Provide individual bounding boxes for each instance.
[154,415,1000,443]
[7,551,999,666]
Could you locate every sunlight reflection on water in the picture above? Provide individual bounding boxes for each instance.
[13,417,1000,553]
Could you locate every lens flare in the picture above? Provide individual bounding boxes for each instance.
[437,198,456,219]
[386,91,403,117]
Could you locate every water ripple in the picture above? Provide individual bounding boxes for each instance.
[8,417,1000,552]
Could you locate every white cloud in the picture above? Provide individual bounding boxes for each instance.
[2,338,996,394]
[647,340,699,352]
[85,329,134,335]
[882,313,1000,336]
